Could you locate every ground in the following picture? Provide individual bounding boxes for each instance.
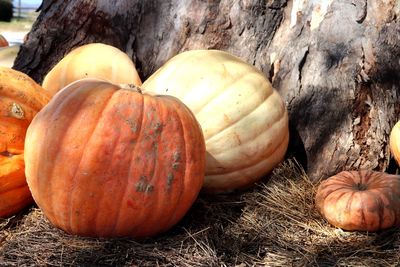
[1,160,399,266]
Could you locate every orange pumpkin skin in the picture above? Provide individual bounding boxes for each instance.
[0,67,50,217]
[315,170,400,232]
[0,35,8,47]
[25,79,205,238]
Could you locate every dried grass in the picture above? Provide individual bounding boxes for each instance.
[1,160,399,266]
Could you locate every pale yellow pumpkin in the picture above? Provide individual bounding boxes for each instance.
[42,43,142,96]
[142,50,289,193]
[390,120,400,165]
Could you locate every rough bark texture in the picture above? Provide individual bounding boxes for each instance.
[14,0,400,180]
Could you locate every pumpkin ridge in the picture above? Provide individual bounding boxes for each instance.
[368,182,393,191]
[344,191,356,222]
[0,180,28,194]
[143,95,163,191]
[339,171,357,184]
[359,191,370,231]
[66,87,117,234]
[361,170,374,185]
[361,170,375,186]
[209,110,287,158]
[321,190,348,215]
[206,124,288,176]
[132,96,165,236]
[0,196,31,212]
[0,184,32,199]
[367,175,393,188]
[171,96,205,225]
[206,90,283,147]
[333,174,354,186]
[183,73,245,114]
[123,95,160,237]
[211,86,273,140]
[161,99,190,231]
[111,91,145,235]
[369,189,393,230]
[336,191,355,229]
[0,189,32,217]
[0,68,49,109]
[92,92,138,236]
[144,96,193,236]
[32,82,106,227]
[140,98,172,234]
[320,180,352,189]
[193,73,273,135]
[329,188,349,202]
[320,186,353,199]
[204,133,288,192]
[119,94,161,236]
[153,53,252,114]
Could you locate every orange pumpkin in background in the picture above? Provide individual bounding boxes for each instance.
[42,43,142,96]
[0,34,8,47]
[0,67,50,218]
[315,170,400,232]
[25,79,205,238]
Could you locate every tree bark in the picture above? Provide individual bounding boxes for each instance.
[14,0,400,180]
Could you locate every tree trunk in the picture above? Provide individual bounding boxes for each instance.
[14,0,400,180]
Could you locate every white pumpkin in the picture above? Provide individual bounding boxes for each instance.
[390,120,400,166]
[142,50,289,193]
[42,43,142,96]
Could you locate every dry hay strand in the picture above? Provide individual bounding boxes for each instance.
[1,159,400,266]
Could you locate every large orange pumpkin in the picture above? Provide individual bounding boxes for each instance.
[0,67,50,217]
[42,43,142,96]
[315,170,400,232]
[25,79,205,238]
[0,35,8,47]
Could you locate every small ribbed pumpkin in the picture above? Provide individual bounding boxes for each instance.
[315,170,400,232]
[0,34,8,47]
[142,50,289,193]
[42,43,142,96]
[25,79,205,238]
[0,67,50,217]
[390,120,400,165]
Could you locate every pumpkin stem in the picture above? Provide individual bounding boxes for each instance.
[119,84,142,94]
[354,182,368,191]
